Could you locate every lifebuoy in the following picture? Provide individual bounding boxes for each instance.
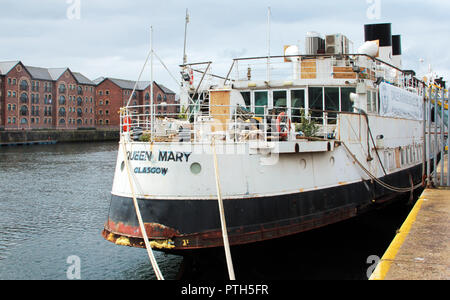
[123,116,131,132]
[276,112,291,139]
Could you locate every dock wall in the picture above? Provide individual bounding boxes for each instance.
[0,129,119,144]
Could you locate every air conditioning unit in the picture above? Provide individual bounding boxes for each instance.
[325,34,350,55]
[305,32,325,55]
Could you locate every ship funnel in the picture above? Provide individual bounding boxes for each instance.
[391,35,402,69]
[364,23,392,64]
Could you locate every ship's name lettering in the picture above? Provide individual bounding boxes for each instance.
[127,151,191,163]
[134,167,168,176]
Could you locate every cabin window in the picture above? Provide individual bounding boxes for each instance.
[240,91,251,110]
[324,87,339,124]
[254,91,268,117]
[372,91,378,113]
[308,87,323,121]
[340,87,355,112]
[291,89,305,123]
[273,90,287,109]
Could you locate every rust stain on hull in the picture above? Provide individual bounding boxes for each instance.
[102,205,356,253]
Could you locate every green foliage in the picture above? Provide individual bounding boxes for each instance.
[295,110,318,137]
[139,134,151,142]
[178,106,188,120]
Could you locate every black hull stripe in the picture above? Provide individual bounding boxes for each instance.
[106,162,427,237]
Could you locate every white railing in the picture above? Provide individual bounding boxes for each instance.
[425,86,449,187]
[120,103,344,144]
[210,54,425,94]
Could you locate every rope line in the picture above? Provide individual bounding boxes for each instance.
[211,138,236,280]
[341,142,423,193]
[121,140,164,280]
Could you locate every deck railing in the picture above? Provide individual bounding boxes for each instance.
[182,54,425,96]
[119,102,361,146]
[426,86,449,187]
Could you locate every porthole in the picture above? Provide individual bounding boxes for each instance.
[190,162,202,175]
[300,159,307,169]
[120,161,125,172]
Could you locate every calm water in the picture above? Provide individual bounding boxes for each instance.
[0,142,416,280]
[0,142,182,280]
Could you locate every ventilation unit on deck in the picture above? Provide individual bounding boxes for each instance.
[325,34,350,55]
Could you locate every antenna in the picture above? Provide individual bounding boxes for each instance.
[183,9,189,65]
[150,26,154,140]
[267,7,271,82]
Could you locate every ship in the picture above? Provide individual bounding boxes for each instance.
[102,23,444,254]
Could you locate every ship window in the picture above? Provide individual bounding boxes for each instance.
[240,91,251,110]
[273,90,287,109]
[254,91,268,117]
[324,87,339,124]
[308,87,323,121]
[367,91,377,112]
[291,89,305,123]
[372,91,378,112]
[340,87,356,112]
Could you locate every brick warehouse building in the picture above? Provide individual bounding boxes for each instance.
[0,61,96,130]
[0,61,177,131]
[94,77,177,128]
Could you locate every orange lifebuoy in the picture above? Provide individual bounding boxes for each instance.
[123,116,131,132]
[276,112,291,139]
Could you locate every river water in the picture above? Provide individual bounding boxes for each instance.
[0,142,417,280]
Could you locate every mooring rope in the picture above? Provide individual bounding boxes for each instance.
[211,138,236,280]
[121,139,164,280]
[341,142,423,193]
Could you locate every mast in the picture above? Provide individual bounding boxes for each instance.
[267,7,271,82]
[150,26,154,141]
[183,9,189,65]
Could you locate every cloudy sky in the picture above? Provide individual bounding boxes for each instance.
[1,0,449,92]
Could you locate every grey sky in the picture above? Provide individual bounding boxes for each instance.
[1,0,449,92]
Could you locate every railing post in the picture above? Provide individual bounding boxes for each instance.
[440,89,445,186]
[422,93,427,184]
[447,91,450,187]
[427,87,432,187]
[434,88,438,184]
